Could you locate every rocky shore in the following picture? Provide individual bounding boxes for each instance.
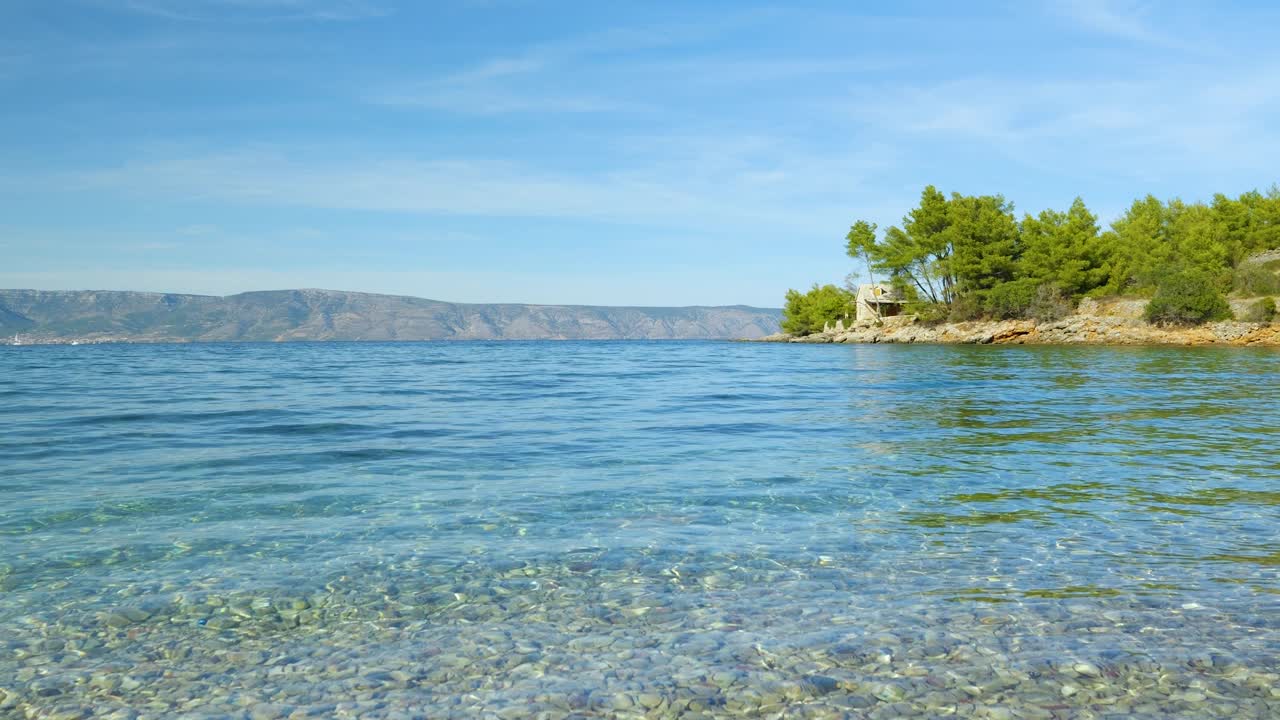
[759,297,1280,347]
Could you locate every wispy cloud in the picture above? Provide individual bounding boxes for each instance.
[1052,0,1200,51]
[46,136,893,237]
[368,8,906,117]
[373,71,637,115]
[636,57,910,87]
[371,53,896,116]
[367,23,737,115]
[369,33,657,115]
[113,0,388,22]
[846,63,1280,181]
[68,152,675,220]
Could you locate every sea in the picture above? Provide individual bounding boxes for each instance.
[2,341,1278,719]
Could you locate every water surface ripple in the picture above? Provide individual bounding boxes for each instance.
[2,342,1278,718]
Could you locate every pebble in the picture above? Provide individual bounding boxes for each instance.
[804,675,840,695]
[1072,662,1102,677]
[250,702,288,719]
[121,608,151,623]
[104,613,133,628]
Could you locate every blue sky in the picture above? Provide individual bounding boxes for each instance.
[2,0,1279,307]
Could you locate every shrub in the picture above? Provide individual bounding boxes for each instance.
[984,279,1040,320]
[781,284,855,335]
[1243,297,1277,323]
[1234,261,1280,295]
[983,280,1073,322]
[908,301,950,325]
[1144,270,1233,326]
[1027,284,1074,322]
[947,293,984,322]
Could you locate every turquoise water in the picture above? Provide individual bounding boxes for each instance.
[2,341,1278,719]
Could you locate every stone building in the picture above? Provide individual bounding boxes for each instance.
[855,284,904,323]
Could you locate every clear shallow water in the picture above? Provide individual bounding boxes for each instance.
[1,341,1278,719]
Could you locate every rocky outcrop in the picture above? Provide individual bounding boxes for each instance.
[765,318,1280,347]
[760,296,1280,346]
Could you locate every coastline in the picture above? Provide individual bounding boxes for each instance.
[0,289,780,344]
[757,297,1280,347]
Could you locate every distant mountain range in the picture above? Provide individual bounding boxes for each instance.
[0,289,781,343]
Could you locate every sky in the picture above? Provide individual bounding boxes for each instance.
[2,0,1279,307]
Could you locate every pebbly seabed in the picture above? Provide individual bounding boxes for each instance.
[2,341,1278,719]
[3,549,1277,719]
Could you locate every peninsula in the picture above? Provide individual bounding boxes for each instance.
[779,185,1280,346]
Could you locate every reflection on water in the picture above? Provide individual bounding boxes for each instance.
[1,342,1278,718]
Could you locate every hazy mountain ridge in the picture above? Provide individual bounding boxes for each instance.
[0,289,781,342]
